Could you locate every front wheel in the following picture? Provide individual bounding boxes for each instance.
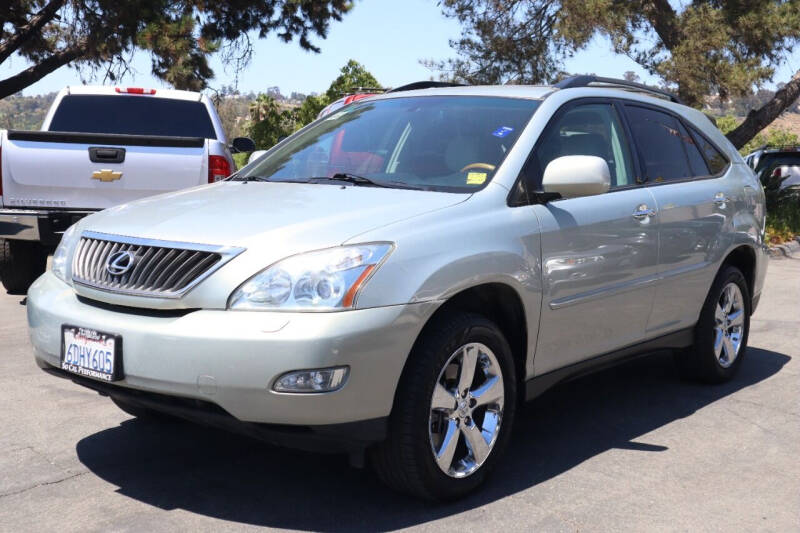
[371,312,517,500]
[675,266,750,383]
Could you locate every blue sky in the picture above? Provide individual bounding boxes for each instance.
[2,0,798,96]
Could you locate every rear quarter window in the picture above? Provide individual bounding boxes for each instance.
[687,126,729,175]
[49,95,216,139]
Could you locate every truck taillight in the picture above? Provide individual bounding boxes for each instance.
[208,155,231,183]
[115,87,156,95]
[0,146,3,197]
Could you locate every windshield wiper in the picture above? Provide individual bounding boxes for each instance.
[230,175,271,182]
[310,173,426,190]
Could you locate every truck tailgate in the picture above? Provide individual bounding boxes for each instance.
[2,131,208,210]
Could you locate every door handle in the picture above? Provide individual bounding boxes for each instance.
[632,204,656,220]
[713,192,729,207]
[88,146,126,164]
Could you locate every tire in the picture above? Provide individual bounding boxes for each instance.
[675,266,750,383]
[111,397,170,421]
[370,312,517,501]
[0,239,47,294]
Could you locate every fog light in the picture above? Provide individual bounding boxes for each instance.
[273,366,349,393]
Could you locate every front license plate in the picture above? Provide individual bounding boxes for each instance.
[61,325,123,382]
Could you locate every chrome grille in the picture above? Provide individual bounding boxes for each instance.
[71,231,244,298]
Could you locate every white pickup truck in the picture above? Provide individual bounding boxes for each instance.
[0,85,254,293]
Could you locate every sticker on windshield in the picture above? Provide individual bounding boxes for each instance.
[492,126,514,138]
[466,172,487,185]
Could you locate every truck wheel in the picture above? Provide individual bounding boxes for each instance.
[675,266,750,383]
[0,239,47,294]
[370,312,517,501]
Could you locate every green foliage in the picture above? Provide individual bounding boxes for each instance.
[295,94,330,126]
[716,116,799,155]
[0,1,352,99]
[766,200,800,243]
[246,94,300,150]
[324,59,382,101]
[296,60,383,125]
[232,152,250,171]
[247,60,381,150]
[0,92,56,130]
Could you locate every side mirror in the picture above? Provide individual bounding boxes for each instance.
[231,137,256,154]
[542,155,611,199]
[247,150,268,165]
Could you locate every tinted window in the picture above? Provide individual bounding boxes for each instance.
[688,127,729,174]
[242,96,540,193]
[49,95,217,139]
[531,103,635,188]
[677,121,710,176]
[625,105,694,182]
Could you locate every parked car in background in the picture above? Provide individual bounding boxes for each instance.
[27,77,767,500]
[317,91,381,120]
[744,145,800,190]
[0,85,254,292]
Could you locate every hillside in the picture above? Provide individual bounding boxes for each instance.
[0,93,56,130]
[767,111,800,138]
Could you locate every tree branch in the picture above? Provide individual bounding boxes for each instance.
[642,0,681,50]
[0,44,84,100]
[726,72,800,149]
[0,0,66,65]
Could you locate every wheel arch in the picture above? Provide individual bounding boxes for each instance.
[720,244,756,312]
[404,282,529,400]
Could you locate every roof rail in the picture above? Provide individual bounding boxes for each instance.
[333,86,385,97]
[763,145,800,152]
[554,75,683,105]
[388,81,466,93]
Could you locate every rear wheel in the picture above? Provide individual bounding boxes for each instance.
[371,312,517,500]
[676,266,750,383]
[0,239,47,294]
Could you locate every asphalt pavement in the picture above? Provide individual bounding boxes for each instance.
[1,259,798,532]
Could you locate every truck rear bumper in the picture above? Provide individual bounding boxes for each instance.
[0,209,95,245]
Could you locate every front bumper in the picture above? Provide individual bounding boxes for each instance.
[28,272,438,430]
[0,208,95,245]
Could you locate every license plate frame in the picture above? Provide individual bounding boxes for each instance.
[60,325,124,382]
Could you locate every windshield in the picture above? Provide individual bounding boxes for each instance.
[240,96,540,192]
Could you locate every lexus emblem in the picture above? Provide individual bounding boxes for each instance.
[105,250,135,276]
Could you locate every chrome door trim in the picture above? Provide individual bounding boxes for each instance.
[549,274,659,310]
[549,261,711,310]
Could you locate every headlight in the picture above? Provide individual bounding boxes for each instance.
[52,224,79,283]
[229,243,393,311]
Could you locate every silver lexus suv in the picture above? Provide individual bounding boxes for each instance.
[27,76,768,501]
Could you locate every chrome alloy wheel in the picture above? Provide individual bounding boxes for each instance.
[714,282,745,368]
[428,342,505,478]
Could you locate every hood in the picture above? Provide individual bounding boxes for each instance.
[81,181,467,251]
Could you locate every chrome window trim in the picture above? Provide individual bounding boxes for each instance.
[72,230,245,299]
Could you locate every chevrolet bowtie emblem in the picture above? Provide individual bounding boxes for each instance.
[92,169,122,182]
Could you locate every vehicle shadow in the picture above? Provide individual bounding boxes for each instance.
[76,347,789,531]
